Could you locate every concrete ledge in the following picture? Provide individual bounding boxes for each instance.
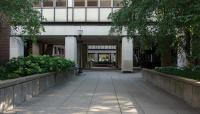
[0,70,75,113]
[142,69,200,108]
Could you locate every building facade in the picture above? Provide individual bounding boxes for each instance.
[9,0,135,72]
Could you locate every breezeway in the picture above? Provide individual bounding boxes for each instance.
[6,71,200,114]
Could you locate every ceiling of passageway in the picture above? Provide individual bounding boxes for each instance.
[38,36,65,44]
[80,36,121,44]
[38,35,121,45]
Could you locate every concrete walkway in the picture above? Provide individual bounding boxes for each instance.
[6,71,200,114]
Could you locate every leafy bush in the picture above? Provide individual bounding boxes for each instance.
[0,55,75,80]
[155,66,200,80]
[192,65,200,71]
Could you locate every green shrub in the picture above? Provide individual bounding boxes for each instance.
[193,65,200,71]
[0,55,75,80]
[155,66,200,80]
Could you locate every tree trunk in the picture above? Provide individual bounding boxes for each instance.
[184,28,193,68]
[176,27,193,68]
[0,22,10,65]
[160,36,173,67]
[161,48,172,67]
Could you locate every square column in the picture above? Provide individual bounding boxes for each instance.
[177,35,188,67]
[10,37,24,59]
[121,37,133,72]
[65,36,77,65]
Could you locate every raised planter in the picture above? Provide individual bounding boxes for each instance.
[0,70,75,113]
[142,69,200,108]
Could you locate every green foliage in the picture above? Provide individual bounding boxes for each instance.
[0,0,44,40]
[0,55,75,80]
[109,0,200,66]
[155,66,200,81]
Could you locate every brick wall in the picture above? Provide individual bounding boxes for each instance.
[0,23,10,65]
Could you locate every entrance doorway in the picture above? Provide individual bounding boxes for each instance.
[87,45,117,68]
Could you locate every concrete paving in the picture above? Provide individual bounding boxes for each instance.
[5,70,200,114]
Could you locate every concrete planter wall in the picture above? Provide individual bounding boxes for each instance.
[142,69,200,108]
[0,70,74,113]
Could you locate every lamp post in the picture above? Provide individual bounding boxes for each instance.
[77,27,83,73]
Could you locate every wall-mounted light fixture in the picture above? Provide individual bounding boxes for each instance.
[77,26,83,38]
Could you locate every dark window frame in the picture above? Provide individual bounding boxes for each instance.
[74,0,86,7]
[56,0,67,7]
[100,0,111,7]
[43,0,54,7]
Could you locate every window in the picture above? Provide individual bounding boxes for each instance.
[88,54,97,62]
[56,0,66,7]
[113,0,122,7]
[100,0,111,7]
[33,1,41,7]
[87,0,98,6]
[74,0,85,7]
[43,0,54,7]
[99,54,109,62]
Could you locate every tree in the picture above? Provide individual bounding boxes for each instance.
[109,0,200,67]
[0,0,44,40]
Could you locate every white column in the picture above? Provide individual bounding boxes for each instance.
[121,37,133,72]
[10,37,24,59]
[177,47,188,67]
[177,33,188,68]
[65,36,77,65]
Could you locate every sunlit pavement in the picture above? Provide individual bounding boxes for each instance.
[6,70,200,114]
